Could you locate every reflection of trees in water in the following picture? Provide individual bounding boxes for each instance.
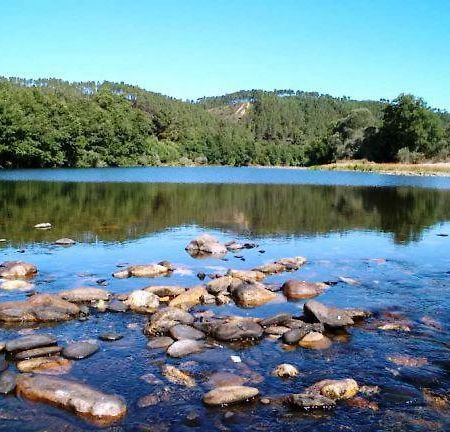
[1,181,449,244]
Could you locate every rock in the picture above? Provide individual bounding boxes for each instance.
[184,410,201,427]
[423,388,450,413]
[378,323,411,332]
[203,385,259,406]
[147,337,174,349]
[287,393,336,410]
[272,364,299,378]
[62,341,99,360]
[144,285,186,297]
[54,238,76,245]
[113,263,172,278]
[14,345,63,360]
[282,280,327,300]
[16,375,127,426]
[206,276,233,294]
[0,370,16,394]
[303,300,355,328]
[16,356,72,374]
[185,234,227,257]
[94,299,107,312]
[339,276,360,286]
[0,261,38,279]
[169,286,208,310]
[0,342,4,352]
[99,332,123,342]
[206,372,246,388]
[214,317,263,341]
[298,332,332,349]
[306,379,359,400]
[254,256,307,275]
[0,354,6,372]
[225,240,245,251]
[282,323,324,344]
[144,307,194,335]
[125,290,159,313]
[264,325,290,335]
[233,283,277,308]
[0,294,80,323]
[34,223,52,229]
[170,324,205,340]
[5,334,57,353]
[167,339,205,358]
[137,390,171,408]
[0,279,34,291]
[254,262,285,274]
[347,396,379,411]
[216,293,231,305]
[161,364,196,387]
[260,313,293,327]
[111,269,130,279]
[58,287,110,303]
[227,269,265,283]
[107,299,128,312]
[387,355,428,367]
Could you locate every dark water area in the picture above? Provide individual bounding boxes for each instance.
[0,167,449,431]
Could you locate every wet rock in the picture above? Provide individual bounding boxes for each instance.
[282,280,327,300]
[161,364,196,387]
[16,356,72,374]
[214,317,263,341]
[0,342,5,352]
[347,396,379,411]
[184,410,201,427]
[54,238,76,246]
[167,339,205,358]
[264,325,290,336]
[125,290,159,313]
[170,324,205,340]
[227,269,265,283]
[206,372,246,388]
[254,262,285,274]
[107,299,129,312]
[304,300,358,328]
[34,222,52,229]
[169,286,208,310]
[5,334,57,353]
[233,283,277,308]
[58,287,110,303]
[254,256,306,275]
[0,354,6,372]
[147,337,174,349]
[197,272,206,280]
[282,323,324,344]
[62,341,99,360]
[306,378,359,400]
[113,262,172,278]
[423,388,450,413]
[203,385,259,406]
[0,261,38,279]
[287,393,336,410]
[272,364,299,378]
[387,355,428,367]
[138,390,171,407]
[99,332,123,342]
[298,332,332,349]
[185,234,227,257]
[111,269,130,279]
[144,307,194,335]
[359,385,380,396]
[0,279,34,291]
[0,370,16,394]
[225,240,245,252]
[0,294,80,323]
[378,323,411,332]
[16,374,127,426]
[14,345,62,360]
[206,276,233,294]
[144,285,186,298]
[339,276,360,286]
[260,313,293,327]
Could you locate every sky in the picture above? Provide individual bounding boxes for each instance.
[1,0,449,109]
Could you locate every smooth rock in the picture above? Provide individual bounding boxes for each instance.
[306,378,359,400]
[272,364,299,378]
[0,261,38,279]
[264,325,290,335]
[144,307,194,335]
[298,332,332,349]
[206,276,233,294]
[254,256,306,274]
[185,234,227,256]
[62,341,99,360]
[16,375,127,426]
[303,300,355,328]
[99,333,123,342]
[203,385,259,406]
[161,364,196,387]
[54,238,76,246]
[214,317,263,341]
[169,286,208,309]
[58,287,110,303]
[170,324,205,340]
[167,339,205,358]
[287,393,336,410]
[233,283,277,307]
[0,370,16,394]
[14,346,62,360]
[147,337,174,349]
[227,269,265,283]
[282,280,327,300]
[129,264,171,277]
[5,334,57,353]
[207,372,246,388]
[282,323,324,344]
[0,294,80,323]
[144,285,186,297]
[16,356,72,374]
[125,290,159,313]
[0,280,34,291]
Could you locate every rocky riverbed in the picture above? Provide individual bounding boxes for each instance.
[0,230,449,432]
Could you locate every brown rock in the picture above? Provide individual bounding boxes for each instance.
[169,286,208,309]
[14,345,62,360]
[282,280,326,300]
[58,287,110,303]
[306,378,359,400]
[144,307,194,335]
[185,234,227,256]
[298,332,332,349]
[206,372,246,388]
[203,385,259,405]
[161,364,196,387]
[124,290,159,313]
[0,261,38,279]
[213,317,263,341]
[227,269,265,283]
[233,283,277,308]
[16,356,73,375]
[144,285,186,297]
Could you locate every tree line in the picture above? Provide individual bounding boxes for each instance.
[0,77,449,168]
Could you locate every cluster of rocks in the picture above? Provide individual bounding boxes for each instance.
[112,261,174,279]
[185,234,257,258]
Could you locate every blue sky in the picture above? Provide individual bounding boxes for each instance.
[1,0,449,109]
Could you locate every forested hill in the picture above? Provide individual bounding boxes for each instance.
[1,77,449,168]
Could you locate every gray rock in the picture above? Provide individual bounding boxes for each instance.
[282,323,325,344]
[14,345,62,360]
[203,385,259,405]
[107,299,128,313]
[62,341,99,360]
[169,324,205,340]
[5,334,57,353]
[144,307,194,335]
[0,354,7,372]
[287,393,336,410]
[0,370,16,394]
[304,300,355,328]
[54,238,76,246]
[260,313,293,328]
[58,287,110,303]
[167,339,205,358]
[214,317,263,341]
[185,234,227,257]
[144,285,186,297]
[147,337,174,349]
[99,333,123,342]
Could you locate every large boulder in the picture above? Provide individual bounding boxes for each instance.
[58,287,110,303]
[203,385,259,405]
[282,280,327,300]
[206,276,233,295]
[125,290,159,313]
[233,283,277,308]
[168,286,208,310]
[0,295,80,323]
[16,375,127,426]
[0,261,37,279]
[185,234,227,257]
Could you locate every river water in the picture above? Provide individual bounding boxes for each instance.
[0,167,449,431]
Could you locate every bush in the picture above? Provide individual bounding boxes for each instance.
[396,147,424,164]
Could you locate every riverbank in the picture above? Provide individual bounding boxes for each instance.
[313,161,450,176]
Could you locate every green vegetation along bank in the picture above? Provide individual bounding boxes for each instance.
[1,78,449,168]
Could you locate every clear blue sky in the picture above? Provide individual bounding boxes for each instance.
[1,0,449,109]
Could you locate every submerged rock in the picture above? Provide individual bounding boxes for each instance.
[203,385,259,406]
[99,332,123,342]
[272,364,299,378]
[168,286,208,310]
[233,283,277,308]
[287,393,336,410]
[0,294,80,323]
[144,285,186,297]
[206,372,246,388]
[147,337,174,349]
[125,290,159,313]
[107,299,128,313]
[167,339,205,358]
[161,364,196,387]
[282,323,324,344]
[185,234,227,257]
[0,261,38,279]
[0,370,16,394]
[282,280,327,300]
[387,355,428,367]
[16,356,72,374]
[58,287,110,303]
[144,307,194,335]
[5,334,57,353]
[62,341,99,360]
[16,375,127,426]
[0,354,6,372]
